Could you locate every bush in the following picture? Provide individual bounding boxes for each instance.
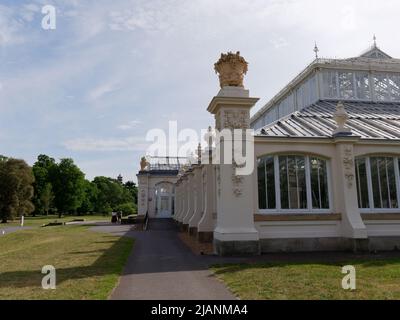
[115,203,137,215]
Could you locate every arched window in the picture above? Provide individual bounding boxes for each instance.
[355,156,400,210]
[257,154,331,212]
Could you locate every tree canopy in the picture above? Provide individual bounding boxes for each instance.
[0,154,138,222]
[0,157,35,223]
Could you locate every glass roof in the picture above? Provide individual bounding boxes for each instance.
[148,156,187,171]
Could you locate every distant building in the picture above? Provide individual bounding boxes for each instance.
[137,156,186,218]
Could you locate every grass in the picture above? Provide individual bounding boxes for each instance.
[0,225,133,299]
[1,215,109,227]
[211,258,400,300]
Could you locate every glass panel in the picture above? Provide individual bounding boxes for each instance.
[370,157,398,208]
[373,73,389,101]
[265,156,276,209]
[355,72,371,100]
[257,158,266,209]
[322,70,338,98]
[388,74,400,101]
[160,196,169,211]
[355,158,370,208]
[279,155,307,209]
[338,72,355,99]
[257,156,276,209]
[310,157,330,209]
[279,156,289,209]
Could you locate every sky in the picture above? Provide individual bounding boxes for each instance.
[1,0,400,182]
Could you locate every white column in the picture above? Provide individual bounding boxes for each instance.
[173,182,180,221]
[189,165,204,235]
[207,86,260,255]
[334,139,368,242]
[197,161,216,242]
[177,175,187,223]
[137,173,149,216]
[182,169,195,227]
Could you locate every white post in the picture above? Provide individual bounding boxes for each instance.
[182,169,194,229]
[197,160,216,242]
[189,165,204,235]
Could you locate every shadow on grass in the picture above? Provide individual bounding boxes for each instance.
[0,228,133,289]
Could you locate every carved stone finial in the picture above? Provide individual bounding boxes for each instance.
[333,102,352,136]
[203,126,215,148]
[214,51,248,88]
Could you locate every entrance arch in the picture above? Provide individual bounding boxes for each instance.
[154,182,175,218]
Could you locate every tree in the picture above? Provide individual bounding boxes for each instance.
[78,180,98,214]
[50,158,86,217]
[124,181,138,205]
[115,203,137,215]
[0,158,35,223]
[92,177,136,214]
[40,183,54,216]
[32,155,56,216]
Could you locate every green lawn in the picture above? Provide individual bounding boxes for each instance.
[211,258,400,300]
[2,214,109,227]
[0,225,133,299]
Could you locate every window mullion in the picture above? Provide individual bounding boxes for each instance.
[286,157,290,209]
[295,157,300,209]
[305,156,312,211]
[264,159,268,209]
[394,157,400,209]
[385,158,392,208]
[366,157,374,209]
[274,156,281,211]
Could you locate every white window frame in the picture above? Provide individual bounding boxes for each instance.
[359,156,400,213]
[258,154,333,215]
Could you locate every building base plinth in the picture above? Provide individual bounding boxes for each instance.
[189,227,197,237]
[181,224,189,232]
[197,231,213,243]
[259,237,371,253]
[369,237,400,252]
[214,239,261,256]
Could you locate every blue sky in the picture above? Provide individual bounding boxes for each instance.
[1,0,399,182]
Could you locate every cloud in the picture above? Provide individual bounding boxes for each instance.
[117,120,142,130]
[63,136,148,151]
[87,81,120,101]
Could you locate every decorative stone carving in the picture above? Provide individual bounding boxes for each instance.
[214,51,248,88]
[223,110,249,130]
[216,166,221,196]
[342,145,355,188]
[232,161,245,197]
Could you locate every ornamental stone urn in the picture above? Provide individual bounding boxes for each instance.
[214,51,248,88]
[333,101,352,136]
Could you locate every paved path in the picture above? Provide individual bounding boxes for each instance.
[0,226,32,236]
[91,219,236,300]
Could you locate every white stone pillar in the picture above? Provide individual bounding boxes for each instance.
[189,165,204,235]
[174,181,180,221]
[182,169,195,229]
[197,160,216,243]
[177,175,187,223]
[334,138,368,249]
[207,86,260,255]
[137,173,149,216]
